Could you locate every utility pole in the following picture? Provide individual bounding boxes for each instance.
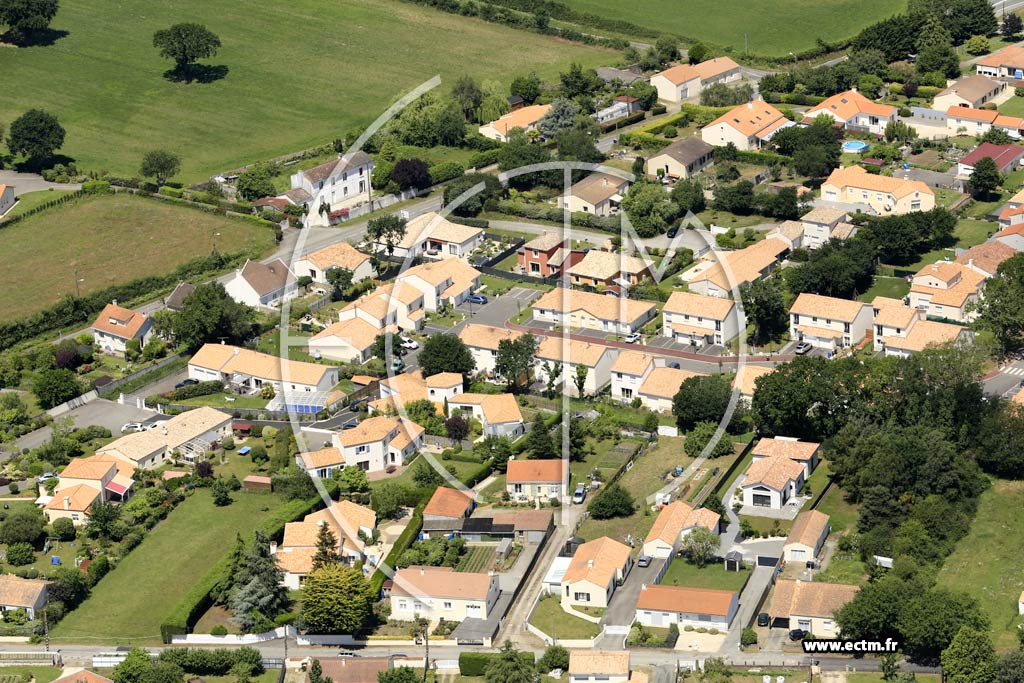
[42,594,49,653]
[421,619,430,683]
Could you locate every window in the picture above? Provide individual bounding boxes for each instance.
[343,172,348,181]
[443,601,452,609]
[449,244,458,255]
[399,600,408,610]
[574,592,591,602]
[623,388,632,398]
[356,445,369,454]
[513,483,523,493]
[359,181,365,192]
[344,186,349,197]
[532,249,538,257]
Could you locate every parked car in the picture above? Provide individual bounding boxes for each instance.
[391,358,405,372]
[757,612,770,627]
[174,378,199,390]
[794,341,813,355]
[467,294,488,305]
[144,421,168,431]
[399,337,419,350]
[666,226,679,238]
[337,651,359,658]
[121,422,144,433]
[788,629,807,641]
[637,555,652,568]
[36,472,56,484]
[572,485,587,504]
[624,332,642,343]
[668,361,681,369]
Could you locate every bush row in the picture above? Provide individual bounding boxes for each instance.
[494,200,621,233]
[0,189,86,231]
[761,92,828,106]
[460,458,495,488]
[162,380,223,402]
[429,161,466,185]
[450,216,489,229]
[617,131,672,152]
[469,148,502,169]
[159,647,264,675]
[370,500,426,597]
[600,110,647,133]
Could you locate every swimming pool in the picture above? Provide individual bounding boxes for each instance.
[842,140,870,153]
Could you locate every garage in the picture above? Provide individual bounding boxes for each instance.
[789,549,806,560]
[757,555,779,567]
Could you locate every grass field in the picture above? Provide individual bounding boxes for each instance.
[530,594,601,639]
[0,0,611,182]
[660,558,750,591]
[937,479,1024,650]
[859,276,910,302]
[2,189,78,218]
[557,0,906,55]
[814,483,860,534]
[52,489,286,642]
[0,194,275,322]
[999,96,1024,118]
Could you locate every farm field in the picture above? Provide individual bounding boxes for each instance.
[52,489,286,642]
[556,0,906,55]
[0,194,275,322]
[0,0,611,182]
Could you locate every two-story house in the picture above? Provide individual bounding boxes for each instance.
[518,232,571,278]
[740,456,805,509]
[338,282,426,332]
[396,259,482,311]
[649,57,741,103]
[637,366,700,413]
[224,259,298,309]
[820,166,935,215]
[610,351,659,403]
[789,293,873,351]
[294,241,374,284]
[91,302,153,357]
[533,336,619,398]
[798,207,855,249]
[285,152,374,227]
[45,455,135,525]
[448,393,525,439]
[872,296,973,357]
[641,500,721,558]
[751,436,820,479]
[682,236,789,298]
[662,291,739,347]
[567,250,651,288]
[506,458,565,503]
[531,288,657,335]
[378,212,484,260]
[301,416,424,475]
[908,261,986,322]
[274,500,378,588]
[458,324,522,378]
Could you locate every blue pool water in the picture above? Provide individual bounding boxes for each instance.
[842,140,870,153]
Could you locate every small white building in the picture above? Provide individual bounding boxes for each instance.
[741,457,805,510]
[783,510,830,564]
[634,585,738,631]
[0,185,15,216]
[448,393,525,439]
[560,537,632,610]
[307,318,379,363]
[224,258,298,309]
[568,651,633,683]
[377,212,484,261]
[505,458,564,503]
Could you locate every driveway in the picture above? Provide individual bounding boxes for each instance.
[719,564,777,652]
[122,368,189,404]
[901,166,957,190]
[14,399,157,451]
[0,171,81,196]
[601,557,667,627]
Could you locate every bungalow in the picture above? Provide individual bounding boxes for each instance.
[297,446,346,480]
[682,236,789,297]
[635,585,738,631]
[448,393,525,438]
[95,406,232,470]
[91,302,153,357]
[489,509,553,544]
[568,652,633,683]
[294,241,374,284]
[789,293,873,351]
[559,173,630,217]
[768,579,859,636]
[0,185,14,216]
[338,282,425,332]
[275,499,378,588]
[701,100,793,151]
[798,207,855,250]
[975,44,1024,78]
[44,454,135,525]
[285,151,374,228]
[642,500,721,558]
[422,487,475,537]
[518,232,570,278]
[164,282,196,311]
[188,343,339,394]
[662,291,739,347]
[733,364,773,401]
[568,249,651,288]
[307,317,380,363]
[532,287,657,334]
[943,106,1024,139]
[877,318,972,357]
[391,566,500,624]
[506,458,565,503]
[933,74,1009,111]
[637,366,701,413]
[956,240,1015,277]
[649,57,742,103]
[561,536,632,609]
[646,137,715,181]
[378,212,484,260]
[224,258,298,308]
[458,324,522,377]
[533,336,619,397]
[610,350,659,403]
[0,574,48,620]
[957,142,1024,177]
[396,258,482,311]
[479,104,551,142]
[908,261,986,322]
[751,436,820,479]
[43,484,100,527]
[593,95,642,124]
[740,456,805,510]
[783,510,830,564]
[596,67,643,85]
[998,187,1024,229]
[802,88,896,135]
[820,166,934,215]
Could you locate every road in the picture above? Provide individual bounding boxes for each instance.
[0,171,81,197]
[983,360,1024,398]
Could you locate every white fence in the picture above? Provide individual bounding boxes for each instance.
[47,389,99,417]
[657,425,679,437]
[171,625,295,645]
[524,592,607,648]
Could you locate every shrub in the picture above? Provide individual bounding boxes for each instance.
[459,651,533,676]
[662,125,678,138]
[428,162,465,185]
[741,627,758,647]
[652,104,667,115]
[81,180,111,194]
[159,186,184,199]
[469,148,502,168]
[164,381,223,401]
[52,517,76,541]
[210,625,228,636]
[221,436,235,451]
[8,483,18,494]
[6,543,34,566]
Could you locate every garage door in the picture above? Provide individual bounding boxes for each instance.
[756,555,779,567]
[790,549,806,560]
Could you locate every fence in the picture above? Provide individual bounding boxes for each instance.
[171,625,295,645]
[477,264,560,286]
[156,402,325,423]
[98,353,184,398]
[424,434,475,450]
[46,389,99,418]
[0,189,86,230]
[478,235,525,269]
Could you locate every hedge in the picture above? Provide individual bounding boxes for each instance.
[450,216,489,229]
[0,189,86,230]
[429,161,466,185]
[159,647,264,675]
[617,131,671,152]
[159,186,184,199]
[459,651,534,676]
[162,380,223,401]
[600,110,646,133]
[469,148,502,169]
[719,149,793,165]
[82,180,111,194]
[460,458,495,489]
[761,92,827,106]
[369,499,426,597]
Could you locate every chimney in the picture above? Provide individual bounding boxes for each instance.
[270,541,278,554]
[220,339,226,345]
[587,559,594,568]
[63,496,70,511]
[602,177,608,187]
[112,299,118,306]
[851,87,858,93]
[162,426,168,436]
[968,258,974,268]
[318,519,325,527]
[233,347,240,355]
[420,568,425,576]
[747,101,753,109]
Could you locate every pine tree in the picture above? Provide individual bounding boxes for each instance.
[301,564,373,634]
[311,523,340,571]
[485,642,535,683]
[229,531,289,631]
[525,414,556,459]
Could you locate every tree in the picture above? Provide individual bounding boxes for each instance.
[712,180,755,215]
[235,163,276,200]
[784,239,875,299]
[510,72,543,104]
[688,42,708,64]
[418,334,475,384]
[541,361,562,399]
[152,23,222,80]
[918,42,961,79]
[0,507,44,545]
[884,119,918,144]
[684,421,734,459]
[555,129,603,163]
[174,283,255,352]
[536,98,580,137]
[559,62,602,98]
[86,500,120,539]
[968,156,1002,199]
[700,82,755,107]
[537,646,569,673]
[495,333,538,390]
[51,516,75,541]
[366,214,408,257]
[229,531,289,631]
[32,368,79,409]
[372,481,404,520]
[113,649,155,683]
[335,464,369,493]
[301,564,372,634]
[741,278,787,345]
[942,626,996,683]
[211,478,232,506]
[140,150,181,185]
[964,34,990,56]
[485,641,535,683]
[451,76,484,121]
[4,542,33,566]
[993,651,1024,683]
[671,179,706,214]
[443,172,501,216]
[622,181,679,237]
[672,374,733,432]
[793,145,837,179]
[477,435,513,472]
[308,661,331,683]
[326,266,354,300]
[525,414,556,459]
[857,74,885,98]
[379,668,418,683]
[390,158,431,190]
[0,0,58,44]
[971,253,1024,352]
[310,523,340,571]
[588,483,635,519]
[1004,13,1023,37]
[568,416,589,463]
[897,588,989,659]
[7,109,65,164]
[681,526,720,567]
[573,364,588,397]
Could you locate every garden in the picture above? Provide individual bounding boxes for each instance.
[529,594,601,640]
[659,557,750,592]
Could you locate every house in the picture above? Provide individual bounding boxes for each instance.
[307,318,380,363]
[956,240,1015,277]
[224,259,297,308]
[505,458,565,503]
[518,232,569,278]
[610,350,659,403]
[44,454,135,525]
[338,282,425,332]
[943,107,1024,139]
[783,511,830,564]
[741,456,805,509]
[799,207,856,250]
[52,671,114,683]
[789,293,873,351]
[560,173,631,217]
[532,287,657,334]
[933,75,1009,110]
[368,370,459,415]
[378,212,484,260]
[646,137,715,180]
[188,343,339,394]
[390,566,500,624]
[820,166,935,215]
[44,484,101,527]
[568,249,651,288]
[294,242,374,284]
[422,487,475,537]
[593,96,642,124]
[533,336,619,397]
[802,89,896,135]
[682,237,789,297]
[297,446,345,480]
[957,142,1024,177]
[164,282,196,311]
[275,500,378,588]
[993,223,1024,251]
[285,151,374,227]
[479,105,551,142]
[320,416,424,474]
[458,324,522,377]
[91,302,153,357]
[766,220,806,251]
[635,585,738,630]
[95,406,232,470]
[568,651,633,683]
[908,261,986,322]
[768,579,859,636]
[700,100,793,151]
[448,393,526,438]
[751,436,820,479]
[637,366,700,413]
[396,258,482,311]
[733,364,773,401]
[312,659,391,683]
[662,291,739,347]
[0,185,14,215]
[642,500,722,558]
[0,574,48,619]
[877,318,972,357]
[561,536,632,609]
[975,44,1024,78]
[650,57,742,103]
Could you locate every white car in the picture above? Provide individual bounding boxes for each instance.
[399,337,419,350]
[144,421,168,431]
[121,422,144,433]
[624,332,642,343]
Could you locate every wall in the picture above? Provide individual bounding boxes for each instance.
[171,625,295,645]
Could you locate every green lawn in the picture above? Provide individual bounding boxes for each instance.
[954,218,997,248]
[998,96,1024,118]
[814,555,866,585]
[858,276,909,303]
[529,594,601,639]
[177,392,269,410]
[52,489,288,642]
[557,0,905,55]
[937,479,1024,651]
[0,669,62,683]
[814,483,860,534]
[0,0,611,182]
[0,193,275,322]
[2,189,79,218]
[660,558,750,592]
